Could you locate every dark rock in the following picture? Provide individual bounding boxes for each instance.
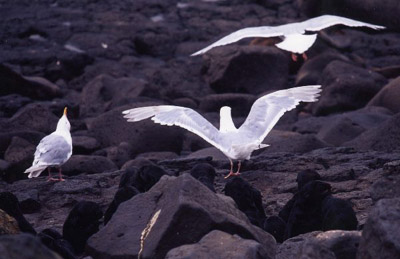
[357,198,400,259]
[202,45,289,95]
[297,169,322,190]
[0,209,20,235]
[165,230,270,259]
[104,185,140,225]
[263,216,286,243]
[79,74,146,117]
[189,163,216,192]
[0,192,36,234]
[198,93,256,117]
[3,136,35,182]
[38,228,76,259]
[345,113,400,151]
[0,131,45,158]
[5,103,59,134]
[71,136,100,155]
[368,76,400,113]
[121,158,156,170]
[311,60,387,115]
[317,117,365,146]
[298,0,400,31]
[62,155,118,176]
[370,171,400,203]
[123,165,168,192]
[0,64,61,100]
[224,177,266,228]
[321,196,358,231]
[295,51,349,86]
[106,142,132,168]
[0,94,31,118]
[136,151,179,161]
[63,201,103,254]
[15,189,41,214]
[0,233,61,259]
[284,181,332,239]
[87,106,185,155]
[87,174,276,259]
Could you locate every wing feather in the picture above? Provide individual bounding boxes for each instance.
[33,134,72,166]
[238,85,321,143]
[302,15,385,32]
[123,106,227,152]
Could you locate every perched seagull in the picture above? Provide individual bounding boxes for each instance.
[24,107,72,181]
[123,85,321,178]
[191,15,385,61]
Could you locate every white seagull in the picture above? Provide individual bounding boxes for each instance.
[123,85,321,178]
[191,15,385,61]
[24,107,72,181]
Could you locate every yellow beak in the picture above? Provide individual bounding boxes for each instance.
[64,107,68,116]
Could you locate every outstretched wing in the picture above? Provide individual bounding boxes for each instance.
[238,85,321,144]
[302,15,385,32]
[191,26,285,56]
[122,105,227,152]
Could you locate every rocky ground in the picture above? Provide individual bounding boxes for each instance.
[1,0,400,258]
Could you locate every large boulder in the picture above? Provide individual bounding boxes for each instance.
[311,60,387,115]
[87,106,185,155]
[0,234,62,259]
[357,198,400,259]
[165,230,270,259]
[367,76,400,113]
[79,74,147,117]
[202,45,289,95]
[62,155,118,176]
[87,174,276,259]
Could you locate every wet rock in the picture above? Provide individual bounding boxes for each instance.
[165,230,270,259]
[0,233,62,259]
[0,64,61,100]
[0,192,36,234]
[38,228,76,259]
[87,174,276,259]
[202,45,289,95]
[0,209,20,235]
[311,60,387,115]
[368,76,400,113]
[62,155,117,176]
[80,74,146,117]
[224,177,266,228]
[345,113,400,151]
[199,93,256,117]
[357,198,400,259]
[189,163,216,192]
[63,201,103,254]
[87,106,185,155]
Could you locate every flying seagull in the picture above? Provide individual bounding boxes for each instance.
[191,15,385,61]
[122,85,321,178]
[24,107,72,181]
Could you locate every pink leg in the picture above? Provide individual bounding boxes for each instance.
[291,53,298,62]
[302,52,308,60]
[58,167,65,182]
[46,168,58,182]
[224,159,235,179]
[224,160,241,179]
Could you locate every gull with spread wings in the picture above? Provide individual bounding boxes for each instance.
[191,15,385,61]
[123,85,321,178]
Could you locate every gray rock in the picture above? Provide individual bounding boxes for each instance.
[165,230,270,259]
[4,136,36,182]
[106,142,132,168]
[0,233,62,259]
[87,174,276,259]
[62,155,118,176]
[71,136,100,155]
[203,45,289,95]
[368,76,400,113]
[357,198,400,259]
[317,117,365,146]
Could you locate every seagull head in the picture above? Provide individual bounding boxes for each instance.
[56,107,71,132]
[219,106,237,133]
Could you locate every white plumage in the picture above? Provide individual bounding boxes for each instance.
[24,107,72,181]
[123,85,322,178]
[191,15,385,56]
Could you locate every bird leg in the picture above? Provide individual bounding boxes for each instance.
[291,53,298,62]
[302,52,308,60]
[46,168,58,182]
[224,160,241,179]
[57,167,65,182]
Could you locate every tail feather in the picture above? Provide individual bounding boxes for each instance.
[24,166,47,178]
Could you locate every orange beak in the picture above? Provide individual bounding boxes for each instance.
[64,107,67,116]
